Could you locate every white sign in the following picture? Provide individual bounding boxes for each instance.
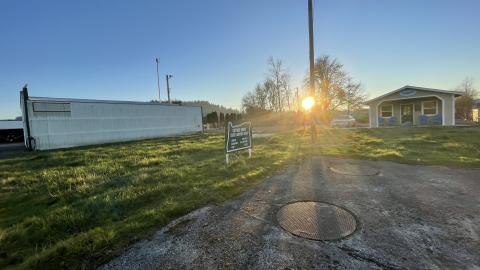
[225,122,252,164]
[400,89,417,97]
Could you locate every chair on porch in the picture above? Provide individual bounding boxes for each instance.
[419,115,428,125]
[388,116,397,126]
[431,114,442,125]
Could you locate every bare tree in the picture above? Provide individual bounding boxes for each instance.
[243,56,366,116]
[281,71,292,111]
[254,83,268,110]
[344,78,367,114]
[241,91,258,114]
[455,77,479,120]
[264,79,277,111]
[312,56,347,111]
[284,87,292,111]
[266,57,292,112]
[308,55,365,113]
[242,57,293,114]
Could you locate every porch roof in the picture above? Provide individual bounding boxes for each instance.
[366,85,463,104]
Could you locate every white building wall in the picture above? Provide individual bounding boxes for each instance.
[23,97,202,150]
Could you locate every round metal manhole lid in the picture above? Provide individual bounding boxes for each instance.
[277,201,357,241]
[329,164,379,176]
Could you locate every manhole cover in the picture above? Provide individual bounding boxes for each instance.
[276,201,357,241]
[329,164,379,176]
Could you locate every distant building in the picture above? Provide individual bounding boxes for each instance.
[473,99,480,123]
[366,86,463,128]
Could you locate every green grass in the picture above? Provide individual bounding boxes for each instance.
[1,127,479,269]
[305,127,480,167]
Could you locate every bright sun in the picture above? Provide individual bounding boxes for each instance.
[302,96,315,111]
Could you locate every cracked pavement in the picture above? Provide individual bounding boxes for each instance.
[101,157,480,269]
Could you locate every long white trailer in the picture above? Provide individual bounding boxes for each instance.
[20,89,203,150]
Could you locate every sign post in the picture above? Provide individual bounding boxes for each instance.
[225,121,252,164]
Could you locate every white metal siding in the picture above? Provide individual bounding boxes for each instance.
[24,98,202,150]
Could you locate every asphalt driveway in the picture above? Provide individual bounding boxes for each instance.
[0,142,25,157]
[101,157,480,270]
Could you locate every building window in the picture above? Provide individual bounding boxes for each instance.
[33,102,71,112]
[422,100,437,115]
[380,105,393,117]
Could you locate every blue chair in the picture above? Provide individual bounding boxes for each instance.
[419,115,428,125]
[388,116,397,126]
[378,117,385,126]
[431,114,442,125]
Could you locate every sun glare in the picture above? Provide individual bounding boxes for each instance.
[302,96,315,111]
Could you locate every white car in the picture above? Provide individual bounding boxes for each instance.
[331,115,356,128]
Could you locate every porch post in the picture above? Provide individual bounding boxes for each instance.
[441,97,446,126]
[451,94,456,126]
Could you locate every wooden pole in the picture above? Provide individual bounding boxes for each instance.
[308,0,315,96]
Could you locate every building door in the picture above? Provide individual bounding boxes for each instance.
[401,104,414,125]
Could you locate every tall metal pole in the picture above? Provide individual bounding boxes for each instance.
[156,58,161,102]
[308,0,315,96]
[166,75,172,104]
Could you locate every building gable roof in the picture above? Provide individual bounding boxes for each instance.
[366,85,463,104]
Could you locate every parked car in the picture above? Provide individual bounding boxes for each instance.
[331,115,356,128]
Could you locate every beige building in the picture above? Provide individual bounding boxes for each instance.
[367,86,462,128]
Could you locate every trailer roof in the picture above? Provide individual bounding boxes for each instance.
[28,96,202,107]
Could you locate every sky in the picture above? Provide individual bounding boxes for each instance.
[1,0,479,119]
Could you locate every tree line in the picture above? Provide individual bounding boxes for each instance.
[150,100,239,116]
[242,55,367,115]
[182,100,239,116]
[242,57,296,114]
[204,111,243,127]
[243,56,479,122]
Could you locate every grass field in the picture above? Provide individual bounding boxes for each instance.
[301,126,480,167]
[1,127,479,269]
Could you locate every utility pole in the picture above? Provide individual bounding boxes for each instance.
[308,0,315,97]
[156,58,161,102]
[165,75,173,104]
[308,0,316,138]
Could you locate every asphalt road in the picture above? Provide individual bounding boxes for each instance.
[101,157,480,270]
[0,142,25,157]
